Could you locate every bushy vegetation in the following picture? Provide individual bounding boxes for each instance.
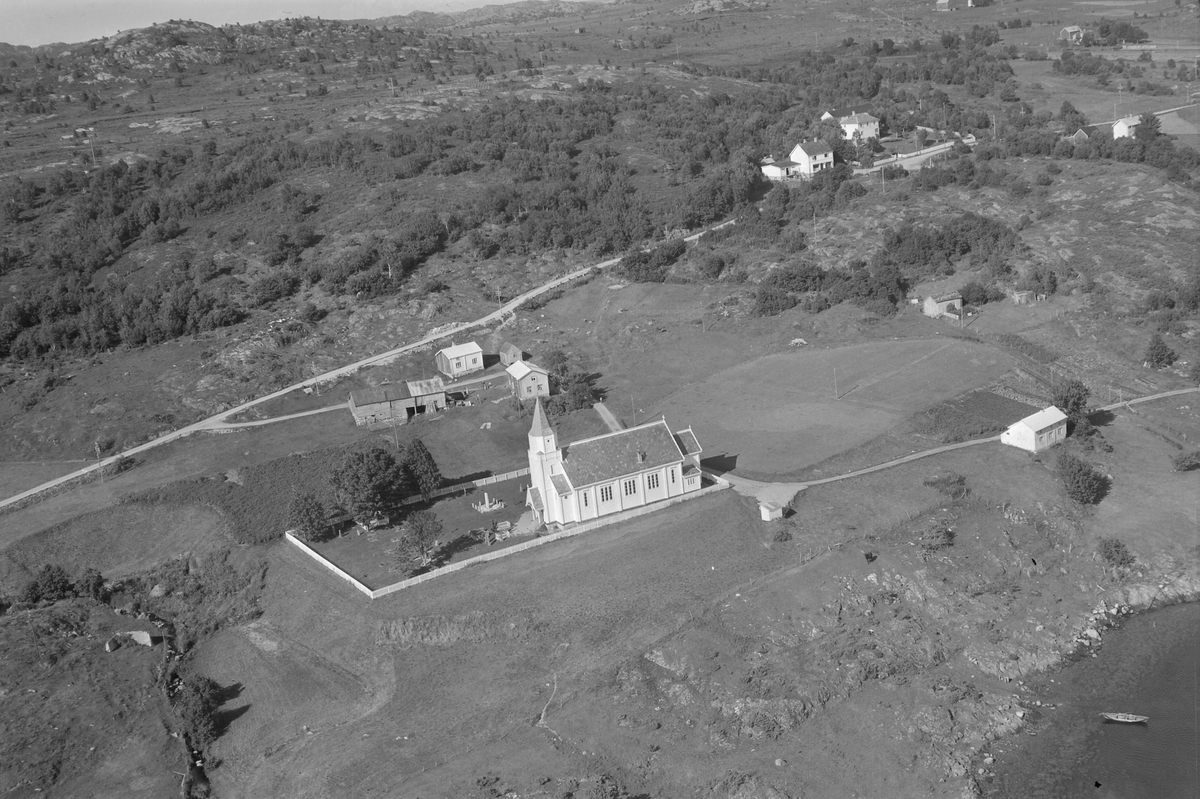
[1143,333,1177,368]
[1171,451,1200,472]
[995,333,1058,364]
[1056,452,1107,504]
[173,674,222,749]
[1052,378,1091,421]
[1098,536,1135,570]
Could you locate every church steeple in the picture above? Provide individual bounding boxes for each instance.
[528,398,557,455]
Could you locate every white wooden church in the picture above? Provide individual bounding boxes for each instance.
[524,400,704,526]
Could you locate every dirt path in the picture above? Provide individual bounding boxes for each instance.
[592,402,624,433]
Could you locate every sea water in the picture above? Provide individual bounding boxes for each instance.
[989,601,1199,798]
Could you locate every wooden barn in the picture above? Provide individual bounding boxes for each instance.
[348,378,446,426]
[923,293,963,319]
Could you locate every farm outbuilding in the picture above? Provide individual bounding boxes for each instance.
[1000,406,1069,452]
[435,342,484,379]
[923,293,963,319]
[348,378,447,426]
[760,157,801,181]
[498,341,525,365]
[506,360,550,399]
[1060,25,1084,43]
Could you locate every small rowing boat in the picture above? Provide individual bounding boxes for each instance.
[1101,712,1149,723]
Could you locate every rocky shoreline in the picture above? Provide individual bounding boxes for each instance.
[961,564,1200,796]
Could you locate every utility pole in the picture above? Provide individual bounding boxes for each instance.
[94,441,104,483]
[631,394,636,426]
[87,127,97,166]
[833,367,838,400]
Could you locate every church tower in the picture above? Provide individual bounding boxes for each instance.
[527,399,563,524]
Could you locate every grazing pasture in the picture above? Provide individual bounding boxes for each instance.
[652,338,1016,477]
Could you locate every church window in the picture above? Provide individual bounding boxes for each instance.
[624,479,636,496]
[648,473,660,490]
[600,485,613,502]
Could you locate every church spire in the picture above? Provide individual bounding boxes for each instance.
[530,398,553,439]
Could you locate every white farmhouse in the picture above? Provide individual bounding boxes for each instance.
[435,342,484,379]
[789,141,834,177]
[506,360,550,399]
[1113,115,1141,139]
[840,112,880,142]
[1000,406,1069,452]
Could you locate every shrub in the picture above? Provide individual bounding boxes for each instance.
[1143,333,1177,368]
[921,524,955,554]
[1172,450,1200,472]
[21,564,75,604]
[772,527,793,543]
[173,675,221,748]
[1056,452,1107,503]
[697,253,725,280]
[1098,537,1135,570]
[75,568,108,602]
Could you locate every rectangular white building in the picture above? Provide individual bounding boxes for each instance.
[1000,406,1069,452]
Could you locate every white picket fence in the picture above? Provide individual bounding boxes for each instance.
[285,477,730,600]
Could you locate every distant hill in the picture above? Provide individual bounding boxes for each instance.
[370,0,610,30]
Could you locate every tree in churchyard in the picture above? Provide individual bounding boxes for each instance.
[288,491,328,542]
[329,446,400,523]
[400,510,443,569]
[1052,377,1090,422]
[1056,452,1107,504]
[1143,333,1176,368]
[401,438,443,500]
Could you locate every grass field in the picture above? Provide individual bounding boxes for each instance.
[652,338,1015,478]
[0,503,228,592]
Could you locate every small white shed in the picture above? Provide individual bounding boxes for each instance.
[1000,406,1069,452]
[759,501,785,521]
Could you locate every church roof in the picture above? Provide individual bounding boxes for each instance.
[673,428,703,457]
[561,419,686,489]
[549,473,573,496]
[529,398,554,438]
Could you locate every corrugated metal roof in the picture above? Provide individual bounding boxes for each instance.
[561,419,684,489]
[1015,406,1068,432]
[438,341,483,359]
[405,377,445,397]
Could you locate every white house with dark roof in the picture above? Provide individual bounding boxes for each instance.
[820,102,876,122]
[840,112,880,142]
[435,341,484,379]
[524,400,703,527]
[1113,115,1140,140]
[1001,406,1068,452]
[790,141,834,177]
[760,156,801,181]
[506,360,550,399]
